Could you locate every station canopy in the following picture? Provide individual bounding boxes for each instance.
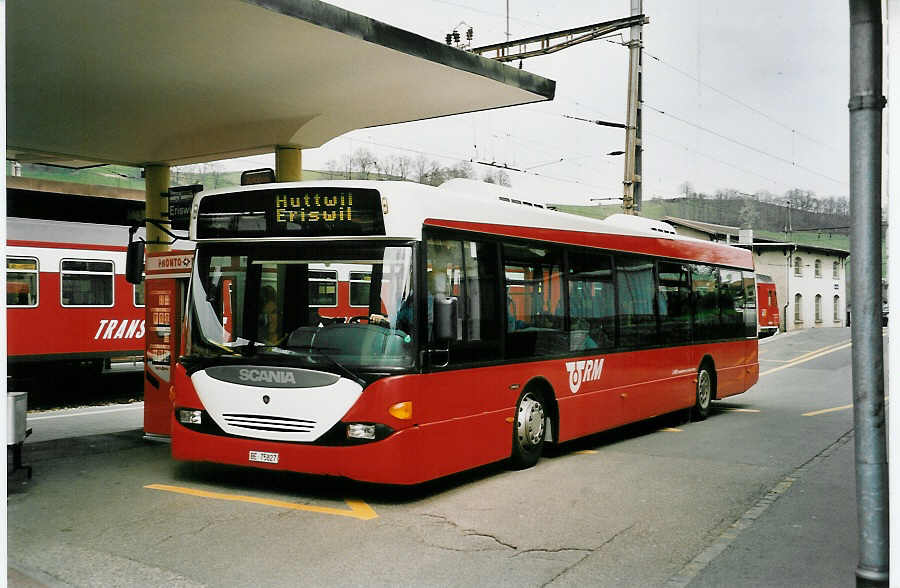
[7,0,555,168]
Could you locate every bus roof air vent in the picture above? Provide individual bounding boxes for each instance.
[601,213,678,237]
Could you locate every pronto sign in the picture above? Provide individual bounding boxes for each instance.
[146,252,194,279]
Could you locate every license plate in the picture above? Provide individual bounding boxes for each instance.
[249,450,279,464]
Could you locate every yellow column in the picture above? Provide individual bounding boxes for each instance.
[275,146,302,182]
[144,165,171,253]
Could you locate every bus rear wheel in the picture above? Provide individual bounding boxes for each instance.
[510,390,545,469]
[692,365,713,421]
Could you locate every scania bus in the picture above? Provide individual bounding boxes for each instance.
[164,179,759,484]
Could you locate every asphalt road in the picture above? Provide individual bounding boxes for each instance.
[8,327,875,587]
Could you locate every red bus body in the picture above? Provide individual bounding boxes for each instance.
[756,275,779,337]
[171,181,759,485]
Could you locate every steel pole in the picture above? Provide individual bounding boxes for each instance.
[622,0,643,215]
[848,1,888,586]
[144,165,171,254]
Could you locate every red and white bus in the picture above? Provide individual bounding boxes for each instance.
[755,274,779,337]
[7,218,147,382]
[167,179,759,484]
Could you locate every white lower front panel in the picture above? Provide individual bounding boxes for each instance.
[191,369,363,443]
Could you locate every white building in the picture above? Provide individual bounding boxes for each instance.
[663,217,850,332]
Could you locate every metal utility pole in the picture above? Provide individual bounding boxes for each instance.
[847,1,888,586]
[470,15,647,63]
[471,12,647,215]
[622,0,643,215]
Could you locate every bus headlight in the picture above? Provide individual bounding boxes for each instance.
[177,409,202,425]
[346,423,376,440]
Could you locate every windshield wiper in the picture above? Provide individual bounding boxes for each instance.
[300,346,367,387]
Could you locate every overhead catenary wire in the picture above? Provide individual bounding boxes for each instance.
[642,102,848,187]
[328,135,611,192]
[641,49,841,155]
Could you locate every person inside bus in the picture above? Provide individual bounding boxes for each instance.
[258,285,282,345]
[369,289,415,334]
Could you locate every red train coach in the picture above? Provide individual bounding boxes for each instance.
[7,218,146,383]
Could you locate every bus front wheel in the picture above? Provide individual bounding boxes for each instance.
[510,390,545,469]
[692,365,713,421]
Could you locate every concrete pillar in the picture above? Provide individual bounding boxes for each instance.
[275,146,302,182]
[144,165,171,253]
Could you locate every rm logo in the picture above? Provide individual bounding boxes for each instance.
[565,358,604,394]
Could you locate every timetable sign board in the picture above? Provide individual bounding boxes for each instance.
[168,184,203,231]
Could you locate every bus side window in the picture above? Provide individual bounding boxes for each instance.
[718,269,745,339]
[657,261,692,344]
[502,242,564,358]
[426,236,501,363]
[616,256,656,348]
[426,238,464,344]
[566,250,614,351]
[691,264,719,342]
[742,271,757,337]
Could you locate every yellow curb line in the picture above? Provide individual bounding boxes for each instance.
[145,484,378,520]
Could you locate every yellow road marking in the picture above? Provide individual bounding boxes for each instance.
[803,404,853,417]
[574,450,598,454]
[790,340,852,362]
[759,341,852,377]
[660,427,683,432]
[803,396,888,417]
[144,484,378,520]
[721,408,760,413]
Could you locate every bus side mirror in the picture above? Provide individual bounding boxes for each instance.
[125,240,145,284]
[433,297,458,342]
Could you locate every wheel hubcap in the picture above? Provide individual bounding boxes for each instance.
[517,394,545,448]
[698,370,711,408]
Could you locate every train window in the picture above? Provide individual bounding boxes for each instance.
[7,257,39,307]
[349,271,371,307]
[133,281,145,307]
[61,259,114,307]
[309,269,338,307]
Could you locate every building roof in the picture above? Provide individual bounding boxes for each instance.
[662,216,849,258]
[662,216,743,239]
[7,0,555,168]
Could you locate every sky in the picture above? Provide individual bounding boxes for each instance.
[208,1,853,206]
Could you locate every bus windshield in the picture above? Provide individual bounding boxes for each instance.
[186,242,416,370]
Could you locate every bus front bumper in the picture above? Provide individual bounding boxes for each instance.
[171,422,429,485]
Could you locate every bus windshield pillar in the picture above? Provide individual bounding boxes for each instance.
[144,165,171,253]
[276,146,302,182]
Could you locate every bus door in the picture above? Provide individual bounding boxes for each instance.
[143,251,193,440]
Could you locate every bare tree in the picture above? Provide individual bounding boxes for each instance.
[395,155,413,181]
[483,168,511,186]
[352,148,376,179]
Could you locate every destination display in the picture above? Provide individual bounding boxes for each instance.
[195,187,385,239]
